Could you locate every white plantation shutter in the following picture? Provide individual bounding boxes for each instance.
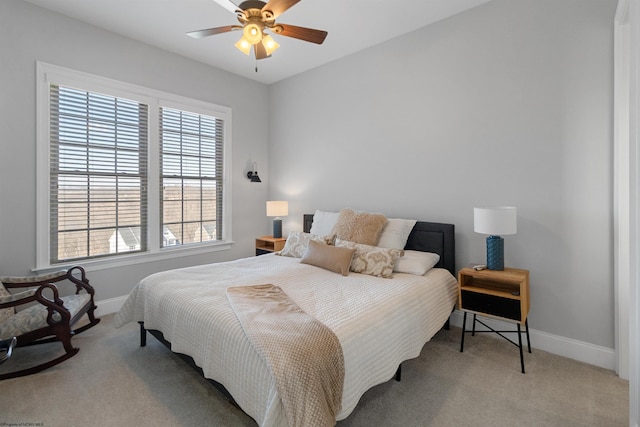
[49,85,148,263]
[159,107,224,247]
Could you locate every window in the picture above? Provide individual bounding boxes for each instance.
[50,85,148,262]
[37,63,232,270]
[160,107,223,247]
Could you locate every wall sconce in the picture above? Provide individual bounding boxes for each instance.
[247,162,261,183]
[474,206,517,271]
[266,200,288,238]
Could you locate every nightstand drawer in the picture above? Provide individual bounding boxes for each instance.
[460,290,521,321]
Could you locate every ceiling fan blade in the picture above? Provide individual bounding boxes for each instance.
[187,25,239,39]
[211,0,241,14]
[275,24,327,44]
[254,41,269,60]
[262,0,301,19]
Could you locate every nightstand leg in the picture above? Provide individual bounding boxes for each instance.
[472,313,477,336]
[460,311,467,352]
[525,319,531,353]
[517,323,525,374]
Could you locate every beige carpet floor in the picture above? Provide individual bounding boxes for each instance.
[0,314,628,427]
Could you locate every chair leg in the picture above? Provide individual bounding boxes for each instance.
[73,305,101,335]
[56,324,76,354]
[21,308,101,347]
[73,317,101,335]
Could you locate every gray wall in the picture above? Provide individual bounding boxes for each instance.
[0,0,270,301]
[268,0,616,348]
[0,0,617,351]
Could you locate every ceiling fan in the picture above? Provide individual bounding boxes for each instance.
[187,0,328,60]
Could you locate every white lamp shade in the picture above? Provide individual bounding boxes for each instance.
[474,206,517,236]
[266,201,288,217]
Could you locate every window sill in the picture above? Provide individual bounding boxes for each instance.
[34,241,233,274]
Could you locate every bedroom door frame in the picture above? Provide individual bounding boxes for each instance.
[614,0,638,425]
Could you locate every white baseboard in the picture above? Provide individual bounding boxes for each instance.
[95,295,128,318]
[449,310,616,371]
[93,297,617,372]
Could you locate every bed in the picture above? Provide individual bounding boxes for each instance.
[114,212,457,426]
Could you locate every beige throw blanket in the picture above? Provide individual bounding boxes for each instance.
[226,284,344,427]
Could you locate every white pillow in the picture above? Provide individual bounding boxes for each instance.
[377,218,417,249]
[393,250,440,275]
[309,210,340,236]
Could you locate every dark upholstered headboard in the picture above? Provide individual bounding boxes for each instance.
[303,214,455,276]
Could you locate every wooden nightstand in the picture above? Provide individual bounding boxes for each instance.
[458,267,531,373]
[255,236,286,256]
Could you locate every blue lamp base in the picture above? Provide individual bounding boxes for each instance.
[272,218,283,239]
[486,235,504,271]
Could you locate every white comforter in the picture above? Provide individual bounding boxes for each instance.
[114,254,458,426]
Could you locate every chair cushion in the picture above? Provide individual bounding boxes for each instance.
[0,294,91,340]
[0,284,15,325]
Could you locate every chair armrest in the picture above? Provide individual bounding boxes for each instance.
[1,266,95,297]
[35,283,71,324]
[66,266,96,296]
[1,270,67,289]
[0,289,36,305]
[0,282,64,312]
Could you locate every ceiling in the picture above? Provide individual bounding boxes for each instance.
[23,0,492,85]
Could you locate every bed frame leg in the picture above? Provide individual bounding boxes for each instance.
[395,364,401,381]
[444,305,455,331]
[139,322,147,347]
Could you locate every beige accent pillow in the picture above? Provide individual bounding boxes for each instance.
[330,209,388,246]
[335,238,404,278]
[300,240,355,276]
[278,231,333,258]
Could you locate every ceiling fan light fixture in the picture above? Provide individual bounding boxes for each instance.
[243,22,263,45]
[187,0,328,60]
[235,37,252,55]
[262,35,280,56]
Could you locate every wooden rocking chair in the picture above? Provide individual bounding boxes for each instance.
[0,266,100,380]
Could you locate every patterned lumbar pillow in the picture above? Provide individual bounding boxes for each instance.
[278,231,334,258]
[335,238,404,278]
[330,209,388,246]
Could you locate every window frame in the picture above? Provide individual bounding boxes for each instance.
[36,62,232,272]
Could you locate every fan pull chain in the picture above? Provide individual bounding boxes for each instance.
[255,58,258,73]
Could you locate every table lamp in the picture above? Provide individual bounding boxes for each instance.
[474,206,517,271]
[266,201,288,238]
